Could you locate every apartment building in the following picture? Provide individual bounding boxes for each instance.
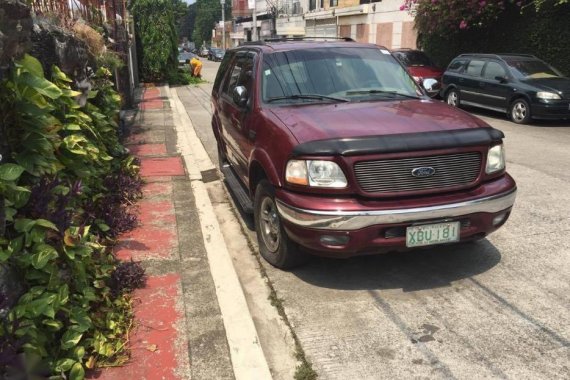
[227,0,416,49]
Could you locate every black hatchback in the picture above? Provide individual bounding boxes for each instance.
[441,53,570,124]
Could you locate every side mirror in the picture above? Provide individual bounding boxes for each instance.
[495,76,508,83]
[422,78,439,93]
[233,86,248,108]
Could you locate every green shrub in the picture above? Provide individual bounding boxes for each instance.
[418,2,570,76]
[0,55,143,379]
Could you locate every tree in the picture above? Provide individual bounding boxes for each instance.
[192,0,232,48]
[129,0,178,81]
[400,0,568,34]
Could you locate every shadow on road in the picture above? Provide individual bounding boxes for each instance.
[465,106,570,127]
[291,239,501,292]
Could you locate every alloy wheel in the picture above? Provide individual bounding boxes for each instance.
[512,101,527,123]
[260,197,280,253]
[447,91,459,107]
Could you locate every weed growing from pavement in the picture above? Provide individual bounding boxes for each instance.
[234,218,318,379]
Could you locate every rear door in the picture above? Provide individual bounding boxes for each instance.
[218,50,257,183]
[478,60,510,112]
[460,59,486,105]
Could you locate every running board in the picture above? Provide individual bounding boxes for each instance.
[220,165,254,213]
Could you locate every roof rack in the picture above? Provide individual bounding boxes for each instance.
[242,36,354,45]
[458,53,537,59]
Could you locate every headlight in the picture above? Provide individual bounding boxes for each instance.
[286,160,347,188]
[536,91,561,100]
[486,144,505,174]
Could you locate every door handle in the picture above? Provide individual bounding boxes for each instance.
[248,130,256,140]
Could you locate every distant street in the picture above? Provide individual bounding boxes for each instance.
[180,59,570,380]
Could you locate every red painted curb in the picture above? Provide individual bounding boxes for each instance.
[94,274,188,380]
[115,226,177,261]
[140,157,185,177]
[129,144,168,157]
[143,182,173,198]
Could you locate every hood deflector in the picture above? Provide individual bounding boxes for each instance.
[292,127,504,156]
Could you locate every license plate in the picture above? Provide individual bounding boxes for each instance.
[406,221,460,248]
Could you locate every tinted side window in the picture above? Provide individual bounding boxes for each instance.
[466,60,485,77]
[483,61,507,80]
[213,52,234,93]
[447,59,467,72]
[222,52,256,105]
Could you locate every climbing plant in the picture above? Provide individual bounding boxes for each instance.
[0,54,144,379]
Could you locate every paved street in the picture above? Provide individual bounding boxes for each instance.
[179,59,570,379]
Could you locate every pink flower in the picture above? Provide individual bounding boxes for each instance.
[459,20,468,29]
[400,4,406,10]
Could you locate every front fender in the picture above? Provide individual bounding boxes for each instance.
[250,148,282,189]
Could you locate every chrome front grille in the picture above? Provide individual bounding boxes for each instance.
[354,152,482,194]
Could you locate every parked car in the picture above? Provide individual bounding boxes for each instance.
[178,52,196,67]
[200,46,209,57]
[212,40,517,269]
[392,49,443,98]
[208,48,221,61]
[213,49,225,62]
[441,53,570,124]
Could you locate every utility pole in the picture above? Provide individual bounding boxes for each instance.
[252,0,257,41]
[221,0,225,49]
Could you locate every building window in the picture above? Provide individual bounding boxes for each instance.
[309,0,316,11]
[330,0,338,6]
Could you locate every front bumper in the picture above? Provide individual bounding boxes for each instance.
[531,100,570,120]
[276,175,517,256]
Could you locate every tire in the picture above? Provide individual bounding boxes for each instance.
[446,88,460,107]
[254,180,308,269]
[510,98,531,124]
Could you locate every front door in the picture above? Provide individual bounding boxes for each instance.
[219,51,257,183]
[478,60,510,112]
[460,59,486,105]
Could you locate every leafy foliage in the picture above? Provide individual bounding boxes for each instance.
[130,0,179,81]
[0,54,143,379]
[192,0,232,48]
[401,0,568,33]
[416,1,570,76]
[110,261,147,298]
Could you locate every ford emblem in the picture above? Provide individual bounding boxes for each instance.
[411,167,436,178]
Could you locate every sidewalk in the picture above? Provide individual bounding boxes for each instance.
[93,85,236,379]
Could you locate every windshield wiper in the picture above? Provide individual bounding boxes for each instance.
[266,94,349,103]
[345,89,420,99]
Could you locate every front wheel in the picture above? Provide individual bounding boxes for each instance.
[446,89,460,107]
[254,180,308,269]
[510,98,531,124]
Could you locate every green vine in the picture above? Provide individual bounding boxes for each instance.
[0,55,142,379]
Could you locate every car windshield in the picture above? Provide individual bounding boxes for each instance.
[504,58,562,79]
[395,51,433,67]
[261,47,420,104]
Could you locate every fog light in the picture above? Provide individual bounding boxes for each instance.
[320,235,349,246]
[492,213,508,226]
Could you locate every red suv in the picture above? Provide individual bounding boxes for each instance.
[392,49,443,98]
[212,39,517,269]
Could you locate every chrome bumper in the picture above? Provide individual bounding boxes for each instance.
[276,188,517,231]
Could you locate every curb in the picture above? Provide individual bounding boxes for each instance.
[169,87,273,380]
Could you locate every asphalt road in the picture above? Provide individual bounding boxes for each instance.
[180,59,570,380]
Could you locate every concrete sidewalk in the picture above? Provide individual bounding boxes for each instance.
[93,84,261,379]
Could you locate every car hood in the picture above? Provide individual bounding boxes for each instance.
[269,100,486,144]
[407,66,444,78]
[522,77,570,98]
